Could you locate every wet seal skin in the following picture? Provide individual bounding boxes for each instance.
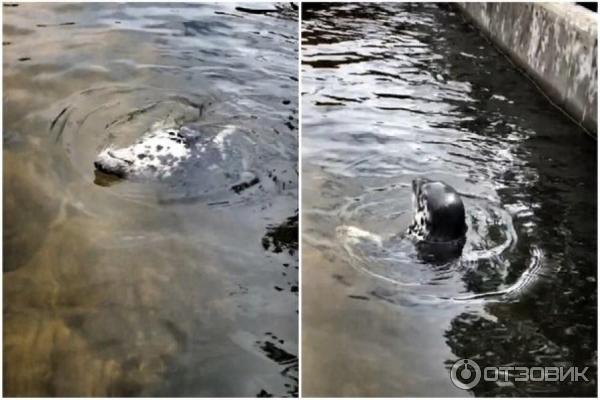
[93,122,260,197]
[94,124,207,180]
[407,178,467,262]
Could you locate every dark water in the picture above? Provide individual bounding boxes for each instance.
[4,3,297,396]
[302,3,596,397]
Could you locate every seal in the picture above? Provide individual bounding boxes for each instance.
[407,178,467,261]
[337,179,543,301]
[93,122,263,201]
[94,123,236,180]
[407,178,467,241]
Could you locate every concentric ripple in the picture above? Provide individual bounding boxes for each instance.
[52,85,211,173]
[48,84,295,207]
[335,183,545,302]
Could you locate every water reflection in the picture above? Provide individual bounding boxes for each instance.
[302,3,596,396]
[4,2,297,396]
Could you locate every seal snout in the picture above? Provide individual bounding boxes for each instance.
[94,148,132,178]
[412,177,421,195]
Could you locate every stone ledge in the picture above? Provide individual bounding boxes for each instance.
[456,2,597,136]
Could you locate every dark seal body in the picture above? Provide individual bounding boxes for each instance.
[408,178,467,261]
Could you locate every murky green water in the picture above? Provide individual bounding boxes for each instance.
[4,3,297,396]
[302,3,596,396]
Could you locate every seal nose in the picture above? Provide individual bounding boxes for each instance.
[412,178,420,193]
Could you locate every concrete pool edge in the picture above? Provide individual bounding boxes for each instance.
[456,2,598,136]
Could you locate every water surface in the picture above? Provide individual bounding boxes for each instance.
[4,2,298,396]
[302,3,596,396]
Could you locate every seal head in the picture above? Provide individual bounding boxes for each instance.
[94,127,194,180]
[407,178,467,261]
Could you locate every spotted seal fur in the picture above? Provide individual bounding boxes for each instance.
[94,123,236,180]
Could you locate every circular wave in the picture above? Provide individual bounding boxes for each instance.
[49,85,210,197]
[336,184,544,303]
[48,85,295,207]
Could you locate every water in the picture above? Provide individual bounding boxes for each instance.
[4,3,298,396]
[302,3,596,397]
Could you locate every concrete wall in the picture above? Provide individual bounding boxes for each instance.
[456,2,598,136]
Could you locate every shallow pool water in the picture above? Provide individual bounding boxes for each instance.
[302,3,596,396]
[4,3,298,396]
